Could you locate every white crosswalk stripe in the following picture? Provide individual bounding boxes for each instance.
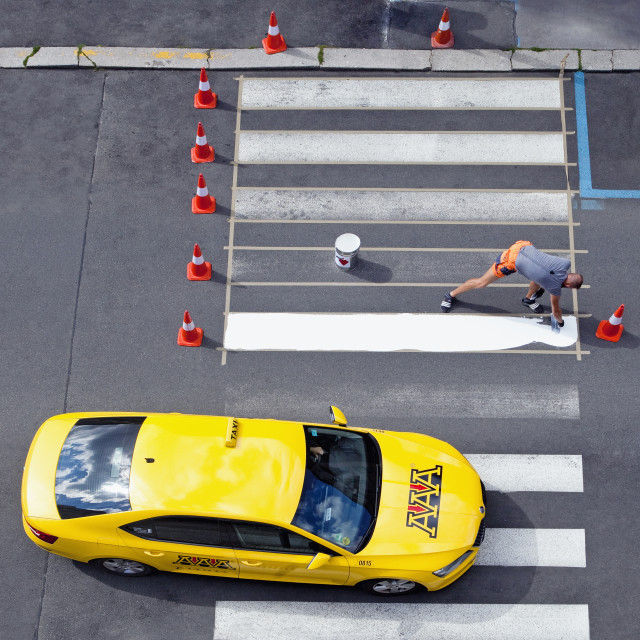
[238,131,566,164]
[223,312,578,351]
[466,454,583,492]
[234,189,570,222]
[240,78,563,109]
[212,602,590,640]
[477,528,586,566]
[223,383,580,419]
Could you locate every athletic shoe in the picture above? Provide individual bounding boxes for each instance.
[521,297,544,313]
[529,287,545,301]
[441,292,455,313]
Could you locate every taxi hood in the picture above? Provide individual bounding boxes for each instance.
[364,430,484,555]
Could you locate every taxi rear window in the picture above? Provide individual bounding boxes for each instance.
[55,417,145,519]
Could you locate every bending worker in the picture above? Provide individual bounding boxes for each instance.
[440,240,583,329]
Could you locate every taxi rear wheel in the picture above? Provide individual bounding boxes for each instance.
[93,558,155,577]
[359,578,421,595]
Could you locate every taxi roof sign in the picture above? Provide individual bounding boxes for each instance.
[225,418,238,447]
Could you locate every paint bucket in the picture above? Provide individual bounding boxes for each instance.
[335,233,360,271]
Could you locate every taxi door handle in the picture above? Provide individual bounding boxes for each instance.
[241,560,263,566]
[144,551,165,557]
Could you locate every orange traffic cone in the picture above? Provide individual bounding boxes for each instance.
[596,304,625,342]
[191,122,214,163]
[192,173,216,213]
[262,12,287,54]
[187,243,212,281]
[177,310,204,346]
[194,67,217,109]
[431,8,454,48]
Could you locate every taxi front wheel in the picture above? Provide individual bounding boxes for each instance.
[359,578,422,595]
[92,558,155,577]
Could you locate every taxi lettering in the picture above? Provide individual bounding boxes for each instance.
[406,466,442,538]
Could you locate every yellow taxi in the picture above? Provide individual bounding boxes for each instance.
[22,408,486,594]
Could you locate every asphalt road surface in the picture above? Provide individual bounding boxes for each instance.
[2,0,640,50]
[1,67,639,640]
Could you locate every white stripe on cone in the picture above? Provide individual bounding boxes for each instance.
[439,20,450,30]
[268,24,280,36]
[192,253,204,265]
[609,313,622,325]
[199,79,211,91]
[183,319,196,331]
[196,134,207,145]
[196,185,208,196]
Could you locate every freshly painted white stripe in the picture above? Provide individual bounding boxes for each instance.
[223,384,580,420]
[213,602,590,640]
[234,190,569,222]
[224,313,578,351]
[195,134,207,145]
[237,132,566,164]
[477,529,586,567]
[466,454,583,492]
[240,78,562,109]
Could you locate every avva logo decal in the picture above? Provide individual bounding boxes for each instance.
[406,465,442,538]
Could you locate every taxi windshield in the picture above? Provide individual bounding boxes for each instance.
[292,425,381,553]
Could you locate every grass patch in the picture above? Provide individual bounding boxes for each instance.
[318,46,325,65]
[77,44,99,70]
[22,46,41,67]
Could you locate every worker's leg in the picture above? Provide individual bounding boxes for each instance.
[525,281,543,299]
[450,266,500,298]
[521,280,545,313]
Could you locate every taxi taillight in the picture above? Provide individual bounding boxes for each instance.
[26,521,58,544]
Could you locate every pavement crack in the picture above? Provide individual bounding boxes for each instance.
[63,72,106,412]
[382,0,391,48]
[32,554,49,640]
[511,0,519,48]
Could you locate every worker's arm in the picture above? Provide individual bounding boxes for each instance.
[550,294,563,324]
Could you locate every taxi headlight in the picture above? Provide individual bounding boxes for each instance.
[432,550,473,577]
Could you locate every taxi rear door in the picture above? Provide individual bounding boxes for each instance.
[117,515,238,578]
[228,520,350,585]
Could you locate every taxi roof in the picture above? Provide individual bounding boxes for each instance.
[129,414,307,523]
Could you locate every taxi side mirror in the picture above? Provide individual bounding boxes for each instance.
[330,406,347,426]
[306,553,331,570]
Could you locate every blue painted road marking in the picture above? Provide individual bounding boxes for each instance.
[574,71,640,199]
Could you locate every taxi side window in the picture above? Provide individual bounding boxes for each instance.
[229,521,332,555]
[121,517,230,548]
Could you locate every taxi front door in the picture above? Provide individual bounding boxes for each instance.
[228,521,350,585]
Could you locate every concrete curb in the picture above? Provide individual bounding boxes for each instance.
[1,46,640,71]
